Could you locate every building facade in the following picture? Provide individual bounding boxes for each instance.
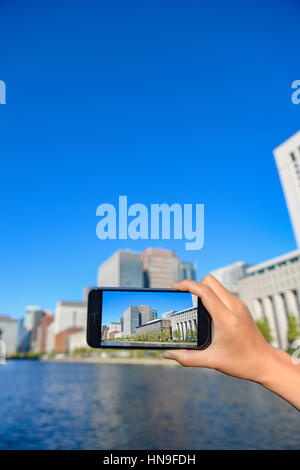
[141,248,182,288]
[98,250,143,287]
[55,327,84,353]
[210,261,249,295]
[54,301,87,335]
[134,318,171,337]
[238,249,300,350]
[123,306,140,335]
[0,316,18,354]
[273,131,300,247]
[170,307,198,340]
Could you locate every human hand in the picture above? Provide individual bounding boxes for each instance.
[164,275,280,383]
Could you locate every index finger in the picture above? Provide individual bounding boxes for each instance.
[172,279,230,325]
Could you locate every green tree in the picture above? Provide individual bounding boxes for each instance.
[185,328,191,341]
[193,326,197,339]
[174,329,181,341]
[287,314,300,348]
[256,318,273,343]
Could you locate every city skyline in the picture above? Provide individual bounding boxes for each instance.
[1,1,300,317]
[101,290,194,326]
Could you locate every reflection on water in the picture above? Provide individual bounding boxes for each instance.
[0,360,299,449]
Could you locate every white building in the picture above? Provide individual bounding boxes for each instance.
[98,250,143,287]
[170,307,198,340]
[273,130,300,247]
[238,249,300,350]
[68,330,88,352]
[210,261,249,294]
[0,316,18,354]
[45,321,55,352]
[54,301,87,335]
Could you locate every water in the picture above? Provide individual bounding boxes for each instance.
[0,360,299,450]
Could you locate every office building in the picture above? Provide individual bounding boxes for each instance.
[135,318,171,337]
[123,306,140,335]
[45,321,55,352]
[37,313,54,352]
[238,249,300,350]
[273,131,300,247]
[0,316,18,354]
[98,248,197,288]
[68,330,88,352]
[98,250,143,287]
[23,306,45,351]
[170,307,198,340]
[54,301,87,335]
[141,248,182,288]
[210,261,249,295]
[181,261,196,281]
[55,327,84,353]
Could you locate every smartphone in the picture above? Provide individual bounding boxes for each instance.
[87,287,211,350]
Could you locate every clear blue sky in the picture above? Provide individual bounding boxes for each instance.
[102,291,193,325]
[0,0,299,318]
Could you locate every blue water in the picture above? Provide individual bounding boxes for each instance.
[0,360,299,449]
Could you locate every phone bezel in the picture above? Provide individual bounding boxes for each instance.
[87,287,211,350]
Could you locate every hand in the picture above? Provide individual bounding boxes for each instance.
[164,275,275,383]
[164,275,300,411]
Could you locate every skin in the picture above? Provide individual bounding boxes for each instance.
[164,275,300,411]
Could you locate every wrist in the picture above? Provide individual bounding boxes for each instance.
[253,345,291,386]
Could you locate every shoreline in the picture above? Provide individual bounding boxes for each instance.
[41,357,180,366]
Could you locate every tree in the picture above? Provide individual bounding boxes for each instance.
[185,328,191,341]
[193,326,197,340]
[173,329,181,341]
[255,318,273,343]
[287,314,300,348]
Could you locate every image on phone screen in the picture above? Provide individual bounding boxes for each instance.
[100,290,203,349]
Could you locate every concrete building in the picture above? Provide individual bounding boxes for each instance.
[134,318,171,337]
[238,249,300,350]
[0,316,18,354]
[98,248,197,288]
[123,306,140,335]
[170,307,198,340]
[23,306,45,352]
[98,250,143,287]
[54,301,87,335]
[181,261,196,281]
[37,313,54,352]
[273,131,300,247]
[55,327,84,353]
[45,321,55,352]
[210,261,249,295]
[68,330,88,352]
[123,304,157,334]
[141,248,182,288]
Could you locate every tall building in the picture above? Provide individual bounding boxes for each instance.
[238,249,300,350]
[141,248,182,288]
[0,316,18,354]
[180,261,196,281]
[37,313,54,352]
[210,261,250,295]
[98,248,197,288]
[123,306,140,334]
[54,301,87,335]
[273,130,300,247]
[98,250,143,287]
[23,306,45,351]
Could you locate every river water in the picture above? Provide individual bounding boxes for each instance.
[0,360,299,449]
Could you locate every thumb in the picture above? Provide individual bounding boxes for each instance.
[163,349,213,368]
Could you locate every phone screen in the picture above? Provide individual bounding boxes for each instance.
[100,290,201,349]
